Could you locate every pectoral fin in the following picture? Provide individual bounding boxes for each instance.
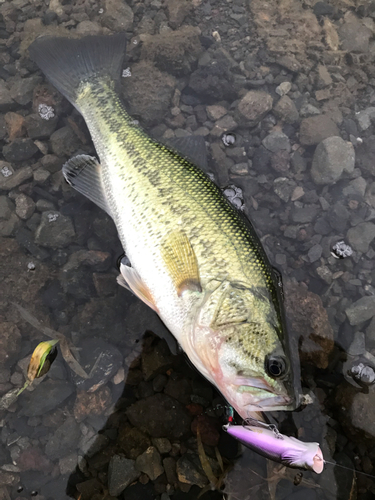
[117,263,159,313]
[62,155,112,216]
[161,230,202,297]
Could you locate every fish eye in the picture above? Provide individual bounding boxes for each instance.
[266,355,287,378]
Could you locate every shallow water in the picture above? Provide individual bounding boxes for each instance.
[1,0,375,499]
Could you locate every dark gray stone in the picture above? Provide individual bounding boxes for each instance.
[0,163,33,190]
[34,211,75,248]
[108,455,140,497]
[101,0,134,32]
[346,296,375,325]
[262,131,291,153]
[141,339,174,381]
[19,379,74,417]
[347,222,375,253]
[273,95,299,123]
[135,446,164,480]
[311,137,355,185]
[126,393,191,439]
[3,138,39,162]
[236,90,273,126]
[15,227,50,261]
[176,453,208,487]
[299,115,340,146]
[0,80,16,112]
[25,113,58,140]
[44,417,80,459]
[9,75,41,106]
[50,126,81,157]
[15,194,35,220]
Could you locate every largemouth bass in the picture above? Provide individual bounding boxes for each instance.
[29,33,299,417]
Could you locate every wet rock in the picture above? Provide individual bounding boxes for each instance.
[92,272,118,296]
[311,137,355,185]
[49,126,81,157]
[152,437,172,454]
[15,227,50,261]
[123,61,176,126]
[262,131,291,153]
[0,196,14,220]
[339,13,371,53]
[176,453,208,487]
[59,452,78,475]
[25,113,58,140]
[19,379,74,417]
[44,416,81,460]
[73,386,112,423]
[285,283,334,369]
[275,81,292,96]
[9,75,41,106]
[119,426,151,460]
[0,211,20,237]
[210,114,238,137]
[141,339,174,381]
[277,55,301,73]
[189,66,235,102]
[71,337,123,393]
[17,447,53,473]
[308,244,323,262]
[336,383,375,438]
[342,177,366,198]
[102,0,134,32]
[365,182,375,207]
[273,177,296,202]
[327,202,350,232]
[271,149,290,173]
[15,194,35,220]
[135,446,164,480]
[0,322,21,366]
[34,211,75,248]
[126,394,191,439]
[141,27,202,77]
[206,105,227,121]
[108,455,140,497]
[356,135,375,176]
[3,138,39,162]
[236,90,273,126]
[291,205,318,223]
[0,80,16,111]
[166,0,192,28]
[345,296,375,326]
[5,112,26,141]
[164,376,191,404]
[299,115,340,146]
[355,106,375,131]
[347,222,375,253]
[273,95,299,123]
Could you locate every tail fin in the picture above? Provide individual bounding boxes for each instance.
[29,33,127,107]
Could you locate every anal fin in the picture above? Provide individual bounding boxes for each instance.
[62,155,111,216]
[161,230,202,297]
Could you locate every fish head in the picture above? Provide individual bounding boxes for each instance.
[189,281,298,417]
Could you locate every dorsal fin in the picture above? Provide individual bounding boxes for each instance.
[166,135,208,173]
[62,155,111,216]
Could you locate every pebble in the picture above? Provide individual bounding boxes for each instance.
[0,80,15,111]
[355,107,375,131]
[25,113,58,140]
[34,211,76,248]
[236,90,273,126]
[273,177,296,202]
[45,417,81,460]
[206,104,227,121]
[311,137,355,185]
[347,222,375,253]
[299,115,340,146]
[339,14,372,53]
[102,0,134,31]
[346,296,375,325]
[15,227,50,261]
[15,194,35,220]
[176,453,207,488]
[50,126,82,157]
[19,379,74,417]
[275,81,292,96]
[262,130,291,153]
[308,243,323,263]
[108,455,140,497]
[2,138,39,162]
[141,339,174,381]
[152,437,172,454]
[273,95,299,123]
[0,195,14,220]
[167,0,192,29]
[135,446,164,480]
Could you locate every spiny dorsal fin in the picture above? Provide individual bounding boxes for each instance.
[62,154,111,216]
[161,230,202,297]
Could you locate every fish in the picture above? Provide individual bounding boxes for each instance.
[29,32,299,417]
[224,423,324,473]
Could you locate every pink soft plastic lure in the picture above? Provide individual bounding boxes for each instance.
[224,423,324,473]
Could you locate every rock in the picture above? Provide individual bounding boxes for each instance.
[291,205,318,223]
[277,55,301,73]
[343,177,366,198]
[126,393,191,439]
[102,0,134,31]
[336,383,375,438]
[299,115,340,146]
[311,137,355,185]
[191,415,220,446]
[285,283,334,369]
[327,201,350,232]
[34,211,75,248]
[271,149,290,173]
[73,386,112,423]
[92,272,118,296]
[0,164,33,190]
[119,426,151,460]
[15,227,50,261]
[347,222,375,253]
[206,105,227,121]
[19,379,74,417]
[71,337,123,393]
[210,114,238,136]
[17,447,53,473]
[59,452,78,475]
[141,339,174,381]
[2,138,39,162]
[275,81,292,96]
[0,80,16,111]
[141,27,202,77]
[273,177,296,203]
[273,95,299,123]
[123,61,176,126]
[25,113,58,139]
[0,322,21,366]
[9,75,41,106]
[4,112,26,141]
[308,244,323,262]
[339,14,371,53]
[0,196,14,220]
[176,453,208,487]
[356,135,375,176]
[166,0,192,28]
[50,126,81,157]
[135,446,164,480]
[15,194,35,220]
[236,90,273,126]
[262,131,291,153]
[355,106,375,131]
[300,104,321,118]
[108,455,140,496]
[365,182,375,207]
[345,296,375,325]
[152,437,171,454]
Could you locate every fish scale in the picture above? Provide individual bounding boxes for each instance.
[29,32,298,416]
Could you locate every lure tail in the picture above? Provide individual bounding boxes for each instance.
[28,33,127,109]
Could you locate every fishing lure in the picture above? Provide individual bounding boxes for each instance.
[223,417,324,474]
